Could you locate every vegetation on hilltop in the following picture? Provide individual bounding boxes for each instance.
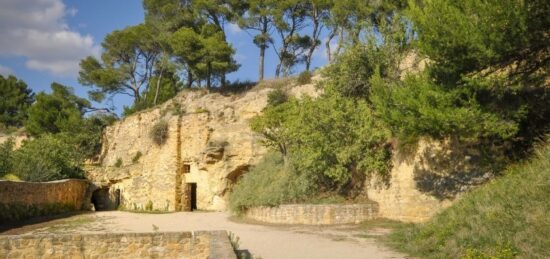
[230,0,550,220]
[0,77,116,182]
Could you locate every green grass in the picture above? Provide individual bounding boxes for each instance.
[386,140,550,258]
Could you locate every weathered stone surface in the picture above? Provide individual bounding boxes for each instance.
[244,203,379,225]
[0,231,236,259]
[86,84,320,212]
[367,138,495,223]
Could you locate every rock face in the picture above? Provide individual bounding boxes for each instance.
[86,83,320,212]
[367,138,496,222]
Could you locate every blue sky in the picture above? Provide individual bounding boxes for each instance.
[0,0,329,113]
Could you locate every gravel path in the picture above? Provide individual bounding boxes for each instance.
[6,211,405,259]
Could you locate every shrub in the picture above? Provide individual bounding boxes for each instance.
[145,200,153,211]
[251,95,392,196]
[132,151,142,164]
[0,138,14,177]
[114,158,123,168]
[194,107,209,114]
[171,102,184,116]
[150,120,169,145]
[11,134,84,182]
[228,152,315,214]
[267,89,289,106]
[0,173,20,181]
[296,71,312,85]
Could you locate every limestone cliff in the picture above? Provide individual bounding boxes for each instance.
[86,81,320,212]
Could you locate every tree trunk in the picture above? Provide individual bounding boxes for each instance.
[326,30,336,63]
[259,46,265,81]
[258,19,268,81]
[187,70,193,88]
[275,63,282,78]
[153,65,164,105]
[206,63,212,91]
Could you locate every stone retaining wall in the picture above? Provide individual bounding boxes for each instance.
[0,179,89,223]
[244,203,379,225]
[0,231,236,259]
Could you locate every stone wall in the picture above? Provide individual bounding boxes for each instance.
[0,231,236,259]
[0,179,89,223]
[244,203,379,225]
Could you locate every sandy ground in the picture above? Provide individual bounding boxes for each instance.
[4,211,405,259]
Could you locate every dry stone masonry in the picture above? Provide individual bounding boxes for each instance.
[0,179,89,223]
[244,203,379,225]
[0,231,236,259]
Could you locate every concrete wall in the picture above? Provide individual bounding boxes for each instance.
[244,203,379,225]
[0,231,236,259]
[0,179,89,222]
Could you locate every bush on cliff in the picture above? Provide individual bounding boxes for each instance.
[150,120,169,145]
[228,152,315,214]
[387,139,550,258]
[11,134,84,182]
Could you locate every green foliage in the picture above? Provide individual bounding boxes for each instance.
[322,14,411,99]
[145,200,154,211]
[25,83,90,136]
[251,94,392,195]
[11,135,84,182]
[0,138,15,177]
[387,140,550,258]
[228,152,314,214]
[132,151,143,164]
[79,23,162,103]
[0,173,21,181]
[402,0,550,154]
[194,107,209,114]
[408,0,549,85]
[296,70,312,85]
[0,75,34,128]
[150,120,169,145]
[123,69,183,116]
[114,158,123,168]
[266,89,288,106]
[170,25,239,89]
[370,72,518,144]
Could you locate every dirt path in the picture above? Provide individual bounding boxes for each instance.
[4,211,405,259]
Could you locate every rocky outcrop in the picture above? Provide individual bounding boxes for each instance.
[367,138,496,222]
[86,82,320,212]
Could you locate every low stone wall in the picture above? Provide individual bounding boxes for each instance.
[0,231,236,259]
[244,203,379,225]
[0,179,89,223]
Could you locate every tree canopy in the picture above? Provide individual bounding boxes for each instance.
[0,75,34,129]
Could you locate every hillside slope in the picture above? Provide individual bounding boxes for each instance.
[387,140,550,258]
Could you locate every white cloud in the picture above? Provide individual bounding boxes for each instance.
[0,64,14,76]
[0,0,99,76]
[227,23,243,35]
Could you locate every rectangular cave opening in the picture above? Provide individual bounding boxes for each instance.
[189,183,197,210]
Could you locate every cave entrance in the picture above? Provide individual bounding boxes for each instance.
[91,188,120,211]
[184,183,197,211]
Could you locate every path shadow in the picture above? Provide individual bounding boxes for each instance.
[0,211,92,235]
